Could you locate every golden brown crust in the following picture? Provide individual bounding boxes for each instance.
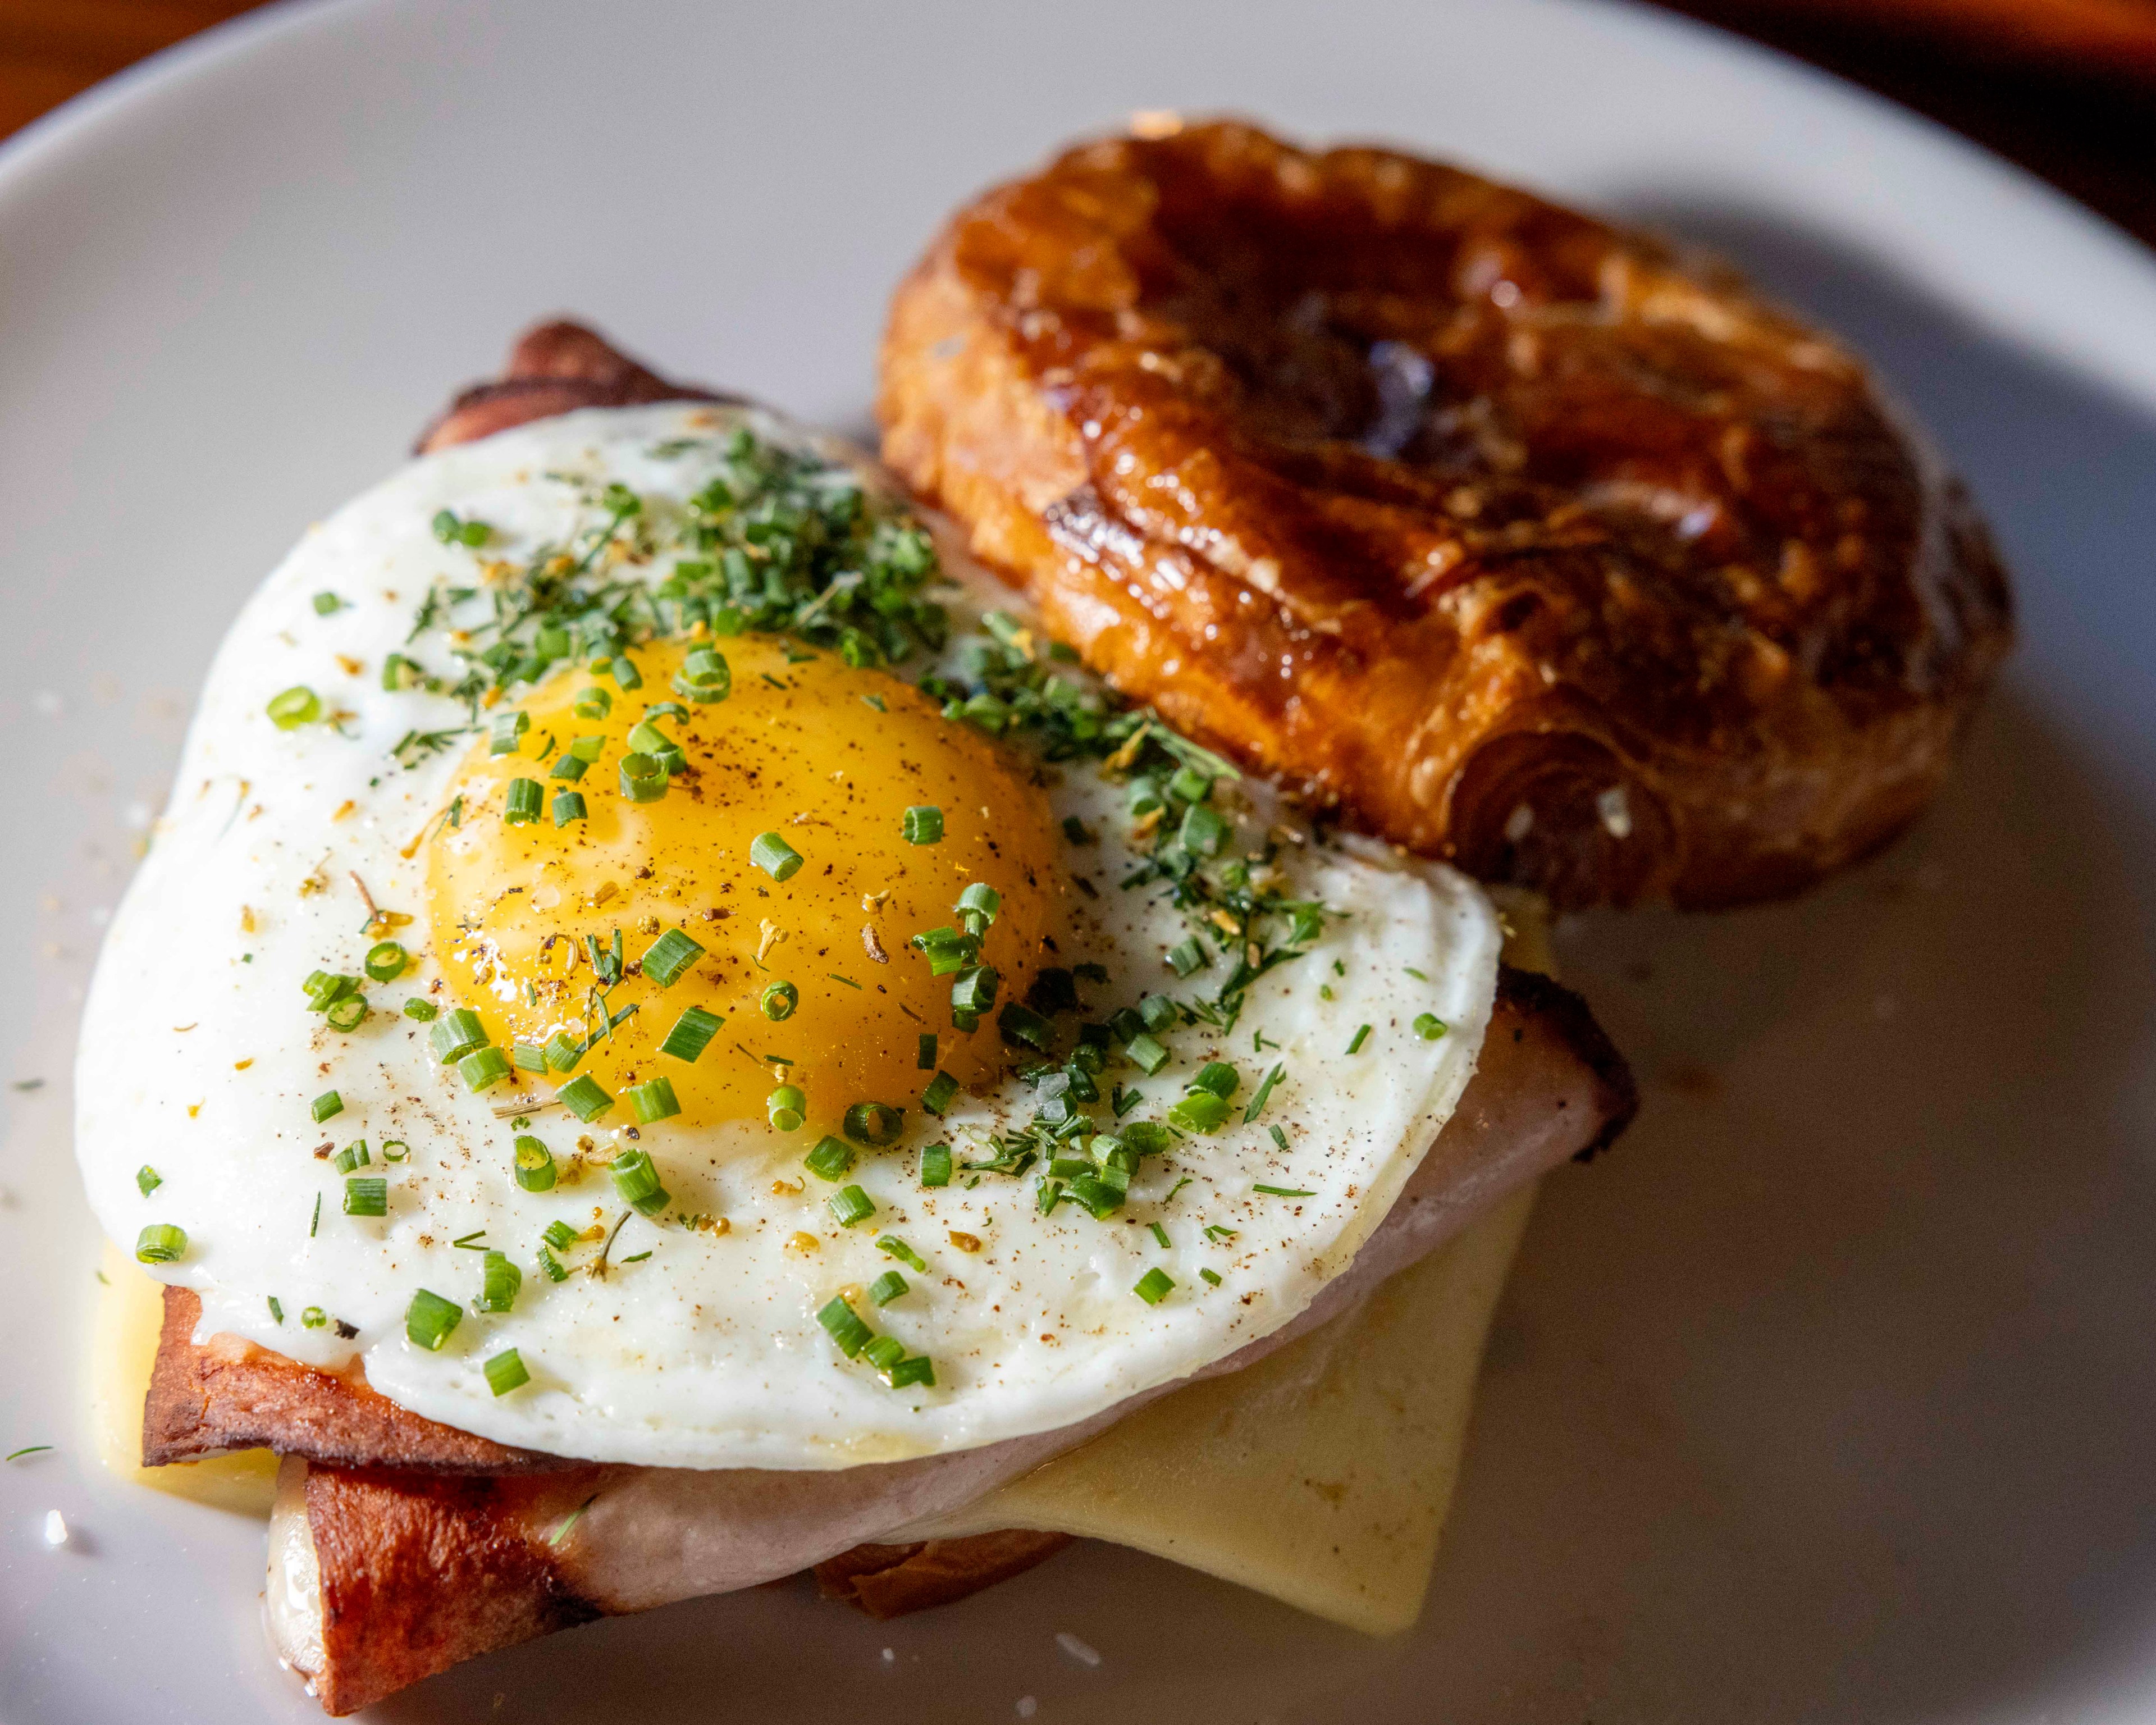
[143,1286,569,1473]
[304,1462,606,1716]
[878,119,2013,907]
[812,1531,1076,1618]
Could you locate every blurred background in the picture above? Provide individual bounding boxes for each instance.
[3,0,2154,248]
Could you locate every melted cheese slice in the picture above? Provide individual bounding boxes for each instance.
[899,1185,1533,1633]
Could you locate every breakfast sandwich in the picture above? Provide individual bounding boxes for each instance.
[75,119,2006,1715]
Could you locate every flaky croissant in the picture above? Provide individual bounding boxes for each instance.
[879,120,2012,907]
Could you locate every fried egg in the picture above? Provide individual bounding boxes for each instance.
[75,403,1501,1469]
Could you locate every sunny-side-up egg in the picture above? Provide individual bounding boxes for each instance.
[75,402,1502,1469]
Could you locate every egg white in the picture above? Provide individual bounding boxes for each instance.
[75,404,1501,1470]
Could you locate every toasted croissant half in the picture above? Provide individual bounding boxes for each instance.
[878,120,2013,909]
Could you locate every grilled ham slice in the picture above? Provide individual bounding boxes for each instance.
[877,120,2012,909]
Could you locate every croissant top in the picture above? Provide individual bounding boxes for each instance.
[879,120,2012,907]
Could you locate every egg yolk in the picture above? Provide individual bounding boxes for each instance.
[425,635,1062,1138]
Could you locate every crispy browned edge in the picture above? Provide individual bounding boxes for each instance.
[143,322,1636,1713]
[144,1288,571,1473]
[811,1531,1078,1618]
[411,319,738,454]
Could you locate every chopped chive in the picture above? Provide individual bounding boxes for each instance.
[609,1148,669,1215]
[916,1033,938,1070]
[760,980,798,1021]
[1166,938,1209,977]
[1061,815,1094,845]
[887,1356,935,1390]
[513,1134,556,1191]
[876,1235,929,1272]
[641,927,706,988]
[1124,1032,1170,1075]
[363,941,408,983]
[310,1193,321,1236]
[901,805,944,845]
[1199,1267,1223,1286]
[403,997,439,1021]
[556,1074,614,1122]
[404,1288,462,1350]
[430,1008,488,1064]
[672,646,732,704]
[479,1250,522,1312]
[1345,1024,1373,1055]
[919,1070,960,1116]
[266,686,320,729]
[543,1221,578,1251]
[312,590,342,615]
[134,1223,186,1263]
[504,778,543,824]
[325,995,368,1032]
[488,710,530,756]
[628,1076,680,1124]
[829,1184,876,1227]
[381,1139,410,1162]
[1243,1063,1285,1123]
[920,1143,952,1188]
[997,1003,1053,1051]
[1269,1123,1289,1151]
[619,751,668,801]
[542,1030,582,1073]
[537,1246,568,1282]
[134,1164,163,1197]
[552,790,588,826]
[1254,1183,1314,1197]
[805,1136,855,1181]
[459,1046,512,1091]
[817,1295,873,1358]
[1138,994,1179,1033]
[432,508,490,547]
[484,1348,531,1396]
[863,1334,906,1372]
[268,1296,285,1323]
[574,687,612,720]
[1413,1013,1449,1041]
[1148,1221,1171,1248]
[511,1042,547,1073]
[762,1084,806,1133]
[300,1305,327,1327]
[1132,1267,1175,1305]
[1190,1061,1239,1100]
[827,971,862,991]
[342,1176,387,1217]
[956,882,1002,923]
[951,965,1000,1018]
[657,1005,721,1064]
[1179,803,1229,857]
[548,751,589,782]
[332,1140,371,1174]
[609,655,643,690]
[843,1101,904,1147]
[750,831,804,881]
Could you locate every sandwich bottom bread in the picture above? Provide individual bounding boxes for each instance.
[85,325,1634,1714]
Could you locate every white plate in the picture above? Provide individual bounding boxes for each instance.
[4,1,2155,1719]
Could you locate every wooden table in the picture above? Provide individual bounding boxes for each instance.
[3,0,2152,248]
